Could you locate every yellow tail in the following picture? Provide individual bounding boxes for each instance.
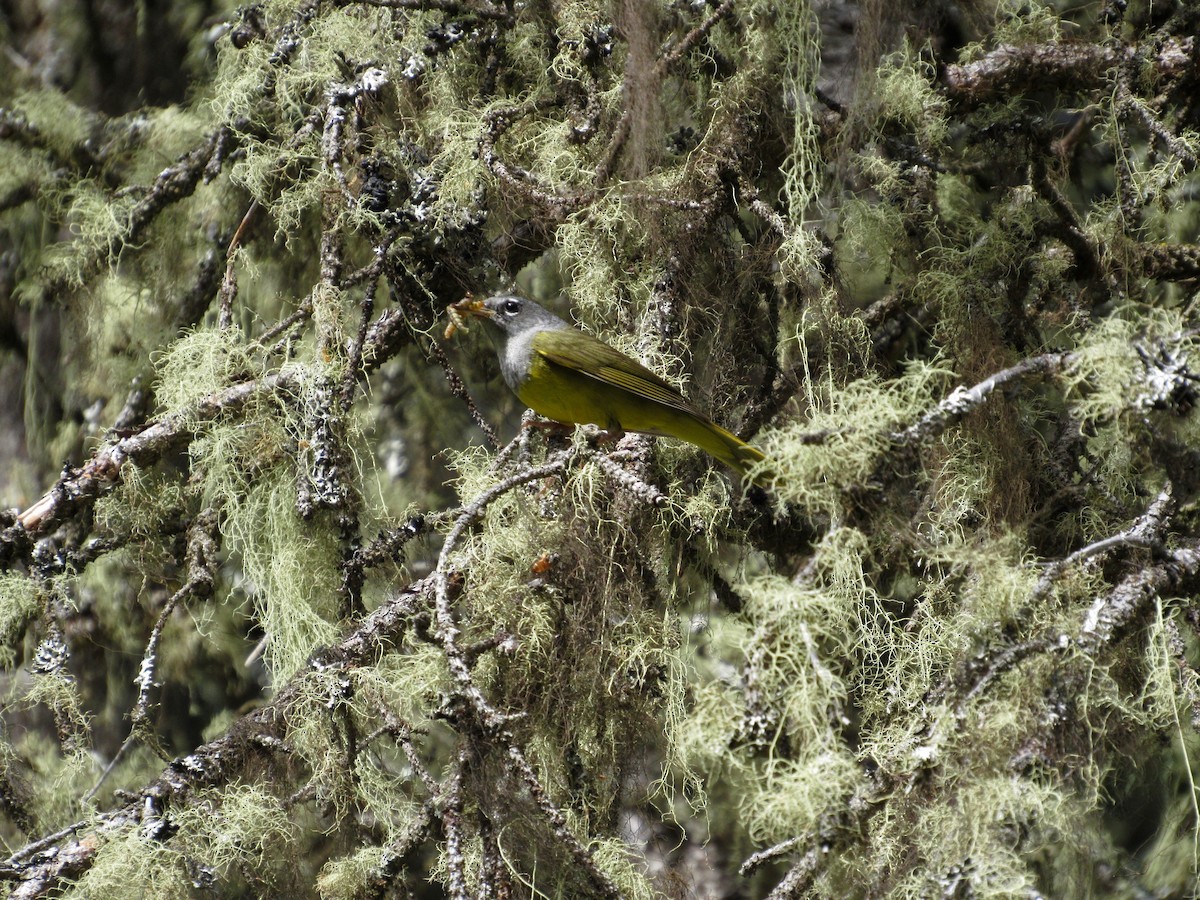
[672,415,769,483]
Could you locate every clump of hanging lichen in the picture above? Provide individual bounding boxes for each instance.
[5,0,1200,894]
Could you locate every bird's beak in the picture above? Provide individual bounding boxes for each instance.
[444,295,492,339]
[458,297,493,320]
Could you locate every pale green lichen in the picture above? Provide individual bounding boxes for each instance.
[956,0,1062,64]
[774,0,823,216]
[1064,307,1196,428]
[743,750,860,845]
[589,838,657,900]
[872,47,948,151]
[760,356,951,513]
[739,576,855,743]
[666,664,746,776]
[4,89,93,160]
[153,326,258,414]
[63,784,298,898]
[315,845,391,899]
[4,0,1195,893]
[0,573,40,668]
[23,666,91,753]
[93,464,188,543]
[557,198,653,323]
[836,194,909,301]
[6,731,98,834]
[897,777,1081,897]
[35,185,139,287]
[185,415,341,679]
[213,459,343,679]
[0,142,53,213]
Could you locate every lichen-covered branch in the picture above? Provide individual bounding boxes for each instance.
[3,1,1200,897]
[941,37,1195,106]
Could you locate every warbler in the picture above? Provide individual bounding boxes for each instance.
[453,293,766,479]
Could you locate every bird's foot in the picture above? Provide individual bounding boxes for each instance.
[520,412,575,437]
[589,427,625,447]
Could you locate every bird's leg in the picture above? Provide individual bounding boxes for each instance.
[520,413,575,460]
[588,418,626,447]
[521,411,575,438]
[591,429,624,446]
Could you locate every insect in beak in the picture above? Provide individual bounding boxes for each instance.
[443,294,493,339]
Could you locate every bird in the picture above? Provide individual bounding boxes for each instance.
[453,293,767,479]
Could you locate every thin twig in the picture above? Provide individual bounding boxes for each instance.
[1031,482,1175,603]
[894,351,1074,445]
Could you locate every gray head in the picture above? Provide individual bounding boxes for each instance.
[476,294,569,389]
[480,294,569,338]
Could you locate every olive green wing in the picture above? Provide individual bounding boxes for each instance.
[530,329,704,418]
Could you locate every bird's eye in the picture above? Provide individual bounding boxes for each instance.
[502,299,521,315]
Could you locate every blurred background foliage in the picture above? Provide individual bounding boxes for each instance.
[2,0,1200,896]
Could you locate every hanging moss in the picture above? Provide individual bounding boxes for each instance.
[5,0,1200,895]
